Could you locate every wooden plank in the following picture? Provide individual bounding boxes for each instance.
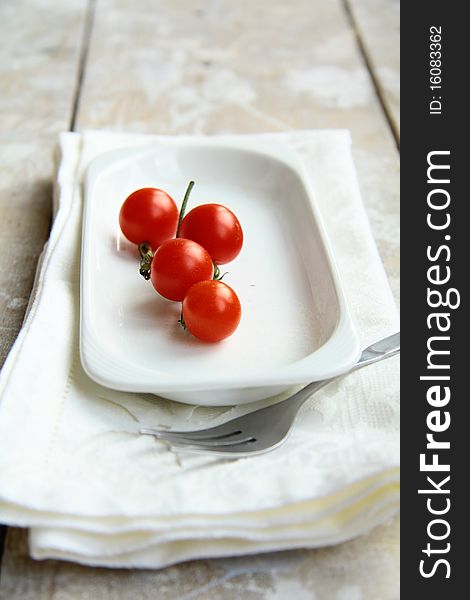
[0,0,88,367]
[0,139,53,366]
[1,0,399,596]
[0,1,88,136]
[0,519,399,600]
[345,0,400,140]
[0,0,88,585]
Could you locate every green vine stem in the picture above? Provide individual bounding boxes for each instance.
[138,242,154,280]
[213,262,228,281]
[178,311,187,330]
[176,180,195,237]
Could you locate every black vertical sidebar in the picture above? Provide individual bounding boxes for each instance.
[401,2,466,596]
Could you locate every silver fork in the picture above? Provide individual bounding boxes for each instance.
[140,333,400,456]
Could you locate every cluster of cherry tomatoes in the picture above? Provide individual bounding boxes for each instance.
[119,182,243,342]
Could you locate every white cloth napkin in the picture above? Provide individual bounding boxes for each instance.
[0,130,399,568]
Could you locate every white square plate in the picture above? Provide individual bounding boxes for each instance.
[80,139,360,405]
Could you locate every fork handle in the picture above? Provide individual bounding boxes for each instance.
[286,332,400,410]
[354,332,400,370]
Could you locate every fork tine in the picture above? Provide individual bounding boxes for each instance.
[140,427,248,444]
[158,433,255,447]
[139,422,244,441]
[168,436,287,456]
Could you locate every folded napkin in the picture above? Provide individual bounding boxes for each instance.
[0,130,399,568]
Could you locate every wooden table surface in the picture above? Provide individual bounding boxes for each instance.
[0,0,399,597]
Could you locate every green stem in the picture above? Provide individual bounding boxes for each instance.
[176,180,195,237]
[178,311,187,330]
[213,262,228,281]
[138,242,153,280]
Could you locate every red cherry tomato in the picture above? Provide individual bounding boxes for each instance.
[182,280,241,342]
[178,204,243,264]
[150,238,214,301]
[119,188,178,250]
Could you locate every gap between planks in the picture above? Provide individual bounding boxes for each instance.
[69,0,97,132]
[341,0,400,151]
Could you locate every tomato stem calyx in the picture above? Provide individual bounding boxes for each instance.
[176,180,195,237]
[178,312,187,330]
[138,242,153,280]
[213,262,228,281]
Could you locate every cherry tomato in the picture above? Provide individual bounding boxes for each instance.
[182,280,241,342]
[119,188,178,250]
[150,238,214,301]
[178,204,243,264]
